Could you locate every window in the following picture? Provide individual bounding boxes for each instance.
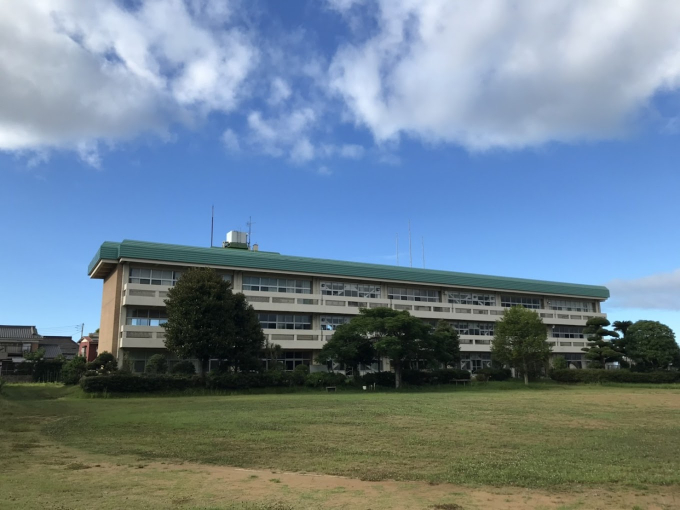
[258,314,312,330]
[387,287,439,302]
[501,295,541,309]
[452,321,495,336]
[243,276,311,294]
[126,308,168,326]
[321,281,381,299]
[129,267,182,286]
[460,353,491,372]
[22,343,32,353]
[563,353,584,369]
[447,291,496,306]
[133,360,146,373]
[552,326,584,339]
[320,315,351,331]
[548,299,593,312]
[277,351,312,371]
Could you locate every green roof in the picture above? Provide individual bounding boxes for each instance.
[89,240,609,299]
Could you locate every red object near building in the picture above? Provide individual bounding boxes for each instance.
[78,335,99,362]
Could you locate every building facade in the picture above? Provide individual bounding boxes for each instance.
[89,238,610,373]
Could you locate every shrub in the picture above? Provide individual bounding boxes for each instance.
[291,364,310,386]
[86,352,117,374]
[32,359,64,382]
[550,369,680,384]
[552,356,568,370]
[146,354,168,374]
[170,360,196,375]
[475,373,489,383]
[357,371,396,387]
[0,377,4,393]
[475,367,512,381]
[305,372,347,388]
[61,356,88,385]
[80,374,201,393]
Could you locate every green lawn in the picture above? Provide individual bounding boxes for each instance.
[3,382,680,491]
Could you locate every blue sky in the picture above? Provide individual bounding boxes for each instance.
[1,0,679,340]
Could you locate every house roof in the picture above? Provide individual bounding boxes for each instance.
[39,336,78,357]
[78,335,99,344]
[0,325,40,340]
[89,240,610,299]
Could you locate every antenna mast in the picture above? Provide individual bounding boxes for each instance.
[246,216,254,249]
[210,205,214,247]
[408,220,413,268]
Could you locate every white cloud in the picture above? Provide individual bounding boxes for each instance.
[607,269,680,310]
[317,165,333,176]
[329,0,680,150]
[0,0,256,163]
[268,77,292,105]
[221,129,240,152]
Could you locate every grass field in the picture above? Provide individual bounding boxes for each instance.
[2,382,680,509]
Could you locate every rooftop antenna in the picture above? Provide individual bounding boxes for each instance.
[246,216,254,249]
[210,205,214,248]
[408,220,413,268]
[422,236,425,268]
[396,234,400,266]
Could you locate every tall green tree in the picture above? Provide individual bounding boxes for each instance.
[162,268,265,376]
[316,322,375,377]
[625,321,679,371]
[350,307,435,388]
[581,317,621,368]
[431,320,461,369]
[491,307,551,386]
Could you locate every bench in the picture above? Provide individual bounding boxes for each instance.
[326,386,336,392]
[452,379,470,386]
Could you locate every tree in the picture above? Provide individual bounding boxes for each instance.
[61,356,87,384]
[431,320,461,369]
[162,267,265,376]
[491,307,551,385]
[612,320,634,358]
[552,356,568,370]
[145,354,168,374]
[351,307,434,389]
[23,347,45,362]
[87,352,118,374]
[625,321,679,371]
[316,322,375,377]
[581,317,621,368]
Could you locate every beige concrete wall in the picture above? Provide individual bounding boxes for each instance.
[99,264,123,359]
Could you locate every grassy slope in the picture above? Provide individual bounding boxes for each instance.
[4,382,680,489]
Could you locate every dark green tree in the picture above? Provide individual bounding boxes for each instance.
[162,268,265,376]
[351,307,434,389]
[61,356,87,384]
[491,307,551,385]
[612,320,634,358]
[145,354,168,374]
[625,321,679,371]
[431,320,461,369]
[316,322,375,377]
[581,317,621,368]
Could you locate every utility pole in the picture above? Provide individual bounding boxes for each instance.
[210,205,214,247]
[80,323,84,341]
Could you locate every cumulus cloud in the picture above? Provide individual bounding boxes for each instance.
[329,0,680,150]
[0,0,255,163]
[221,129,240,152]
[607,269,680,310]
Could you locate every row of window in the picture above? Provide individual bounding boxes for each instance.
[548,299,593,312]
[129,268,232,286]
[320,315,351,331]
[244,276,311,294]
[128,268,597,314]
[448,292,496,306]
[126,308,168,326]
[551,326,584,339]
[321,281,381,299]
[258,314,312,330]
[452,321,495,336]
[387,287,440,302]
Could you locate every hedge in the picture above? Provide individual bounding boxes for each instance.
[475,368,512,381]
[80,374,202,393]
[550,369,680,384]
[358,369,470,387]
